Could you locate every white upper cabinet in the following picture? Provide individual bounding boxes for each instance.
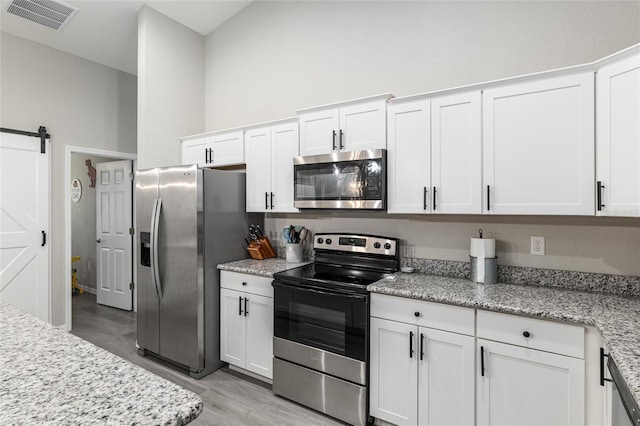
[245,119,299,213]
[181,130,244,168]
[387,97,431,214]
[431,91,483,214]
[387,91,482,214]
[483,73,595,215]
[297,94,392,156]
[596,50,640,217]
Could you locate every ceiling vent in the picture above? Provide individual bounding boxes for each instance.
[6,0,78,31]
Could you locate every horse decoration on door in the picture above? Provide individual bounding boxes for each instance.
[85,159,97,188]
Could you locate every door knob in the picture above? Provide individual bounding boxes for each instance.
[96,239,101,243]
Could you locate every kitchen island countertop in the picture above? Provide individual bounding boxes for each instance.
[0,302,203,425]
[368,272,640,407]
[217,257,311,277]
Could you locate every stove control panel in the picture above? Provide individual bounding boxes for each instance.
[314,233,398,256]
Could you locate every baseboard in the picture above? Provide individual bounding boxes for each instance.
[77,284,97,295]
[228,365,272,385]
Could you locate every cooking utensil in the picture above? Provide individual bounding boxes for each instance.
[282,227,291,243]
[298,227,308,243]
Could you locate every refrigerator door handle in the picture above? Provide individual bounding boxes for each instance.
[150,198,163,299]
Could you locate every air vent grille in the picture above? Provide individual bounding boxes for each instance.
[6,0,78,31]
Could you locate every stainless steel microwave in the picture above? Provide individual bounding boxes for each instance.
[293,149,386,209]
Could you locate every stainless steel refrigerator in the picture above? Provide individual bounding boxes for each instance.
[135,164,262,379]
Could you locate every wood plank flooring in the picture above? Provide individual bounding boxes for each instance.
[70,293,343,425]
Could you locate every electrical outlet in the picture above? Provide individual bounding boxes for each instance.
[531,236,545,256]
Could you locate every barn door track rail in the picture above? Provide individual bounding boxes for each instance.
[0,126,50,153]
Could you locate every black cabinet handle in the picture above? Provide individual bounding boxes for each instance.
[41,231,46,247]
[600,348,612,386]
[409,331,414,358]
[205,148,208,163]
[270,192,274,210]
[522,331,531,338]
[238,296,243,316]
[332,130,337,151]
[414,311,420,317]
[597,181,605,211]
[265,192,269,210]
[433,186,437,211]
[242,281,247,286]
[423,187,427,211]
[339,129,344,150]
[487,185,491,211]
[420,333,425,361]
[244,297,249,316]
[480,346,485,376]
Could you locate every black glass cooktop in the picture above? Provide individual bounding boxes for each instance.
[273,263,389,293]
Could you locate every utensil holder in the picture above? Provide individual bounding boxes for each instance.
[286,243,304,263]
[469,256,498,284]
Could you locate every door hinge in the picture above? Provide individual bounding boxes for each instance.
[129,227,135,235]
[129,172,134,181]
[129,282,135,290]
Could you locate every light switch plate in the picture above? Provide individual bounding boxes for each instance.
[531,236,545,255]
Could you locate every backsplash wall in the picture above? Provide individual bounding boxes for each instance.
[265,213,640,277]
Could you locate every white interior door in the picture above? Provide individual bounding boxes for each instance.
[96,160,132,310]
[0,131,50,321]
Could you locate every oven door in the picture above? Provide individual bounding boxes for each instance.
[273,281,369,362]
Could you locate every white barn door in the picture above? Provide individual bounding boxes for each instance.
[96,160,133,310]
[0,130,50,321]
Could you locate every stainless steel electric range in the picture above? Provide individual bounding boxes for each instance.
[272,233,399,426]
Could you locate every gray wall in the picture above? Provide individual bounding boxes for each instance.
[205,1,640,277]
[70,154,120,292]
[0,32,137,326]
[137,6,205,170]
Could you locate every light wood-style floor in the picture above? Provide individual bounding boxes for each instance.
[70,293,343,426]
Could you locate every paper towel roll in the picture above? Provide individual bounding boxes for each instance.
[470,238,496,259]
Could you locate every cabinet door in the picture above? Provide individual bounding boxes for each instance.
[210,131,244,167]
[245,127,272,212]
[245,294,274,379]
[299,108,339,156]
[432,91,482,214]
[483,73,595,215]
[386,98,431,214]
[370,317,418,426]
[477,339,585,426]
[181,137,210,167]
[271,122,299,213]
[418,328,475,426]
[340,99,387,152]
[596,53,640,217]
[220,288,246,367]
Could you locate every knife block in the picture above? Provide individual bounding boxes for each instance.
[247,237,276,260]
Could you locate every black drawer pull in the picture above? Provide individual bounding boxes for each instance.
[522,331,531,338]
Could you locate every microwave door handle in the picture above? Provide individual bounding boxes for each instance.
[272,281,367,301]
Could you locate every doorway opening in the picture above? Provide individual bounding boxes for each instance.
[64,146,136,331]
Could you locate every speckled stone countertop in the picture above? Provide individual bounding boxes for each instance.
[368,273,640,407]
[217,258,311,277]
[0,302,202,425]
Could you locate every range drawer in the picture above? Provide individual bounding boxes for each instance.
[477,310,584,359]
[220,270,273,297]
[371,293,474,336]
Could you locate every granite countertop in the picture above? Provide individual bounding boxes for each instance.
[0,302,202,425]
[368,273,640,407]
[218,258,311,277]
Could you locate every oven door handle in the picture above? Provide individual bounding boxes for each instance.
[272,281,368,301]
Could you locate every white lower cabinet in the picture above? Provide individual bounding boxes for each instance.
[476,311,585,426]
[220,271,273,380]
[370,294,475,426]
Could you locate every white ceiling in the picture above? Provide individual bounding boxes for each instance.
[0,0,253,75]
